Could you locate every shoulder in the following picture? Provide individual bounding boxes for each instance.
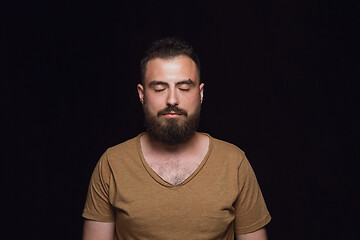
[102,134,142,164]
[204,133,247,165]
[211,136,245,155]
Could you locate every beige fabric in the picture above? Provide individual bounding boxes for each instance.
[83,133,271,240]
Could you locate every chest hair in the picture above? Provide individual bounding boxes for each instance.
[148,156,202,185]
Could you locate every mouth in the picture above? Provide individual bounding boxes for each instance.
[163,111,182,118]
[157,107,188,117]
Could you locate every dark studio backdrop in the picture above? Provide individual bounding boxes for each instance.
[2,0,358,240]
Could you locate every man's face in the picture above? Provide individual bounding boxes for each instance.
[137,55,204,145]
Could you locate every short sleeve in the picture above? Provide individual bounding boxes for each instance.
[234,155,271,234]
[82,151,115,222]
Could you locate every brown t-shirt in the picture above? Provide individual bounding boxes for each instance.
[83,133,271,240]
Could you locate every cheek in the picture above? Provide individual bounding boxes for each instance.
[182,95,201,111]
[144,95,164,111]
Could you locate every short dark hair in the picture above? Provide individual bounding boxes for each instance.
[140,37,200,84]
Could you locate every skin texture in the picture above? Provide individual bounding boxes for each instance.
[236,228,268,240]
[82,220,114,240]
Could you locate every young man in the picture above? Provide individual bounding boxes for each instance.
[82,37,271,240]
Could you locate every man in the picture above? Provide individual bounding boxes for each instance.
[82,37,271,240]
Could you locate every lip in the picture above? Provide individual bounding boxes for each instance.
[163,112,182,118]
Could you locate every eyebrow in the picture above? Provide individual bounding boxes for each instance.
[149,81,168,87]
[148,79,195,87]
[175,79,195,86]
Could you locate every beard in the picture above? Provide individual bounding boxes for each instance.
[143,103,201,145]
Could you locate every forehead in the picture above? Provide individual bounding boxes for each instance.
[144,56,199,85]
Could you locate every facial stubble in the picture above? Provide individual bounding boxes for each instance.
[143,101,201,145]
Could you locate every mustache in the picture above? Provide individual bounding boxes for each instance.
[157,105,188,117]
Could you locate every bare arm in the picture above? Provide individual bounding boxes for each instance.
[236,228,268,240]
[82,219,115,240]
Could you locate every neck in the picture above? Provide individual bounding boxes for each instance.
[142,132,200,154]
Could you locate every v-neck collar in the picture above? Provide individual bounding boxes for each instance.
[137,132,213,188]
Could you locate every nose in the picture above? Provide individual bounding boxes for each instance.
[166,88,179,106]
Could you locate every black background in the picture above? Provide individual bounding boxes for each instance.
[2,0,358,239]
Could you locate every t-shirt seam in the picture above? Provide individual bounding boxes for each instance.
[82,210,115,222]
[237,153,245,198]
[104,149,115,198]
[234,213,271,230]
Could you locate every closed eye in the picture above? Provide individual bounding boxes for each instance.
[154,88,165,92]
[177,82,193,92]
[149,80,168,92]
[179,88,190,91]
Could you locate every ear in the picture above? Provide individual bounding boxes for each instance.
[199,83,204,103]
[137,84,145,104]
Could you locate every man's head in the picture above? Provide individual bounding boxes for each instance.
[138,38,204,145]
